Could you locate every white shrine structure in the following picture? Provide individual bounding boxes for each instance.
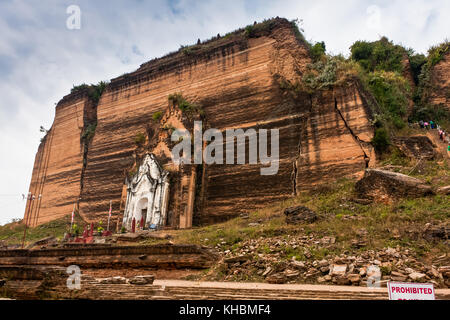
[122,153,170,229]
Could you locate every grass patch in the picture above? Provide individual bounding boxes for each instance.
[0,213,83,246]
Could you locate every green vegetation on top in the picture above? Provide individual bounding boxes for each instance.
[427,41,450,67]
[244,19,277,38]
[243,18,306,44]
[350,37,406,74]
[71,81,108,105]
[309,41,326,62]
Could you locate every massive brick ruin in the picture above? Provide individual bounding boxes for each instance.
[24,18,377,228]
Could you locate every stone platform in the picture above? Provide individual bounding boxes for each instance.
[0,244,216,269]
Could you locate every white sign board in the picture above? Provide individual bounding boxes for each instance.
[388,282,435,300]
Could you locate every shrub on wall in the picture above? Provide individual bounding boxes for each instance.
[168,93,204,115]
[81,122,97,143]
[372,128,390,153]
[134,132,146,146]
[300,55,360,92]
[152,111,162,121]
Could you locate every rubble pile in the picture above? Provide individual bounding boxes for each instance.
[203,235,449,288]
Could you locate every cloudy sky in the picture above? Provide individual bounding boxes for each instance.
[0,0,448,225]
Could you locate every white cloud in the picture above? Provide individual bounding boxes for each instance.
[0,0,448,225]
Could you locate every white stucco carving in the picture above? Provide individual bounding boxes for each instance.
[123,153,170,229]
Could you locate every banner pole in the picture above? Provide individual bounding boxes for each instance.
[107,200,111,231]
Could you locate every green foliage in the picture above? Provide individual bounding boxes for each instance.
[71,81,108,106]
[380,265,392,276]
[71,223,81,236]
[350,37,406,73]
[89,81,107,105]
[244,25,256,38]
[371,128,390,153]
[290,18,306,43]
[244,19,278,38]
[71,83,89,92]
[415,63,433,105]
[408,52,427,85]
[410,104,449,123]
[152,111,162,121]
[134,132,146,146]
[180,45,193,56]
[81,122,97,142]
[168,93,203,115]
[427,41,449,67]
[301,55,360,91]
[302,57,338,90]
[310,41,326,62]
[120,226,126,233]
[381,147,411,167]
[366,71,410,129]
